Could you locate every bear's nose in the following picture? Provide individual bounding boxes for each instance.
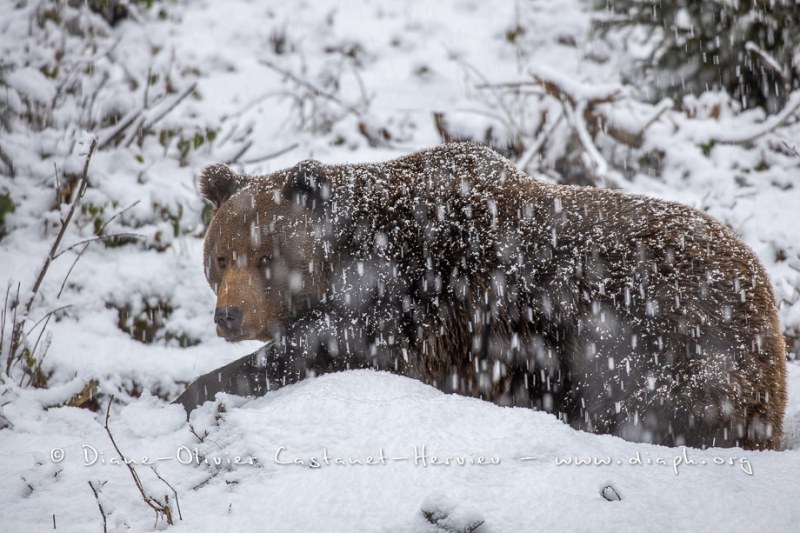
[214,306,243,337]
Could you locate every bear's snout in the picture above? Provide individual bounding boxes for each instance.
[214,306,243,339]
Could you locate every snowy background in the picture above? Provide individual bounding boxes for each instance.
[1,0,799,531]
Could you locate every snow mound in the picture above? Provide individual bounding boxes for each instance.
[2,370,798,532]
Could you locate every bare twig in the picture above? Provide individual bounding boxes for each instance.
[517,111,564,171]
[0,282,12,363]
[220,91,283,123]
[103,395,175,526]
[25,305,72,337]
[85,73,110,130]
[24,315,52,388]
[0,144,14,177]
[191,476,214,492]
[2,283,20,376]
[57,244,89,300]
[638,99,672,133]
[97,108,144,150]
[188,422,207,443]
[457,58,523,146]
[260,59,362,116]
[53,233,143,261]
[350,63,372,110]
[54,203,146,296]
[224,141,254,166]
[528,69,674,179]
[51,36,122,112]
[564,100,623,188]
[475,80,541,90]
[125,82,198,148]
[34,138,95,295]
[88,480,108,533]
[151,467,183,521]
[143,64,153,109]
[6,139,96,373]
[99,81,198,150]
[53,162,61,201]
[783,141,800,158]
[240,143,299,166]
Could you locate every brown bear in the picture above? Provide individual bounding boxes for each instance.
[176,142,787,450]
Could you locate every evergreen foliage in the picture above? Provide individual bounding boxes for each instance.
[594,0,800,113]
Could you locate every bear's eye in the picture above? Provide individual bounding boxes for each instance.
[217,257,227,269]
[258,255,272,268]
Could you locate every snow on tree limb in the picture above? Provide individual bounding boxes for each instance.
[685,91,800,145]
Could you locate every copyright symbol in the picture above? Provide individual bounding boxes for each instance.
[50,448,65,463]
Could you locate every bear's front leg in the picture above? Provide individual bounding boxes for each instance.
[174,343,311,414]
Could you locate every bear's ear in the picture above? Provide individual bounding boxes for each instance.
[283,159,330,214]
[199,164,248,209]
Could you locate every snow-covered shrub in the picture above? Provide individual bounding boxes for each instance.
[0,0,229,388]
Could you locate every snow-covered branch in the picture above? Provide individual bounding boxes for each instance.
[745,41,790,96]
[531,66,662,150]
[695,91,800,145]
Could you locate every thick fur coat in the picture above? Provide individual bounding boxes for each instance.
[177,142,786,450]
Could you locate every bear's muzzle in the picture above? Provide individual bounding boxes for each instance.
[214,306,243,339]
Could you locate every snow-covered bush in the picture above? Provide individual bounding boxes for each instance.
[0,0,222,388]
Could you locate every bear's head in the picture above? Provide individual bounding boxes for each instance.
[199,161,331,342]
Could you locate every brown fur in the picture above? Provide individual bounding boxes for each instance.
[195,142,787,450]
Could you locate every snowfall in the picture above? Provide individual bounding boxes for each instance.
[1,0,799,532]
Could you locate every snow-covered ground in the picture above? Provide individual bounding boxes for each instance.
[1,0,799,531]
[3,370,800,532]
